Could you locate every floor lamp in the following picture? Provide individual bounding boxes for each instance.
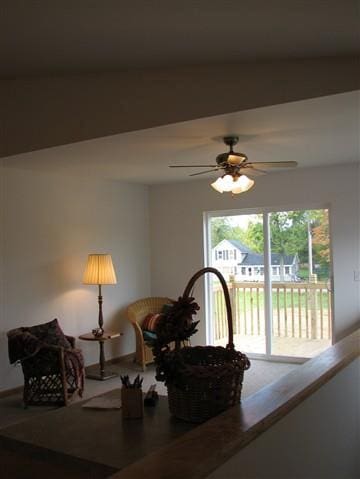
[83,254,117,336]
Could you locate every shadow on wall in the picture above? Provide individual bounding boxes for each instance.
[336,321,360,342]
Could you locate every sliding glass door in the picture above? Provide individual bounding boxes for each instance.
[208,213,266,354]
[269,209,332,358]
[205,207,332,359]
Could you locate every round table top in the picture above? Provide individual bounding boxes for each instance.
[79,331,122,341]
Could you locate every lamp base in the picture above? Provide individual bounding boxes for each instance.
[85,370,118,381]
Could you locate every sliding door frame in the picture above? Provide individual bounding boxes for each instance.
[203,202,333,363]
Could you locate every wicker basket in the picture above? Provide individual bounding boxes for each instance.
[165,267,250,423]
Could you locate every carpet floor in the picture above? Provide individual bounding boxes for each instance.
[0,357,299,429]
[0,357,299,479]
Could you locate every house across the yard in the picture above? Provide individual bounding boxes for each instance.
[212,239,299,282]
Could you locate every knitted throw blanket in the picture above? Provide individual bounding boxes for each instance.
[7,328,84,394]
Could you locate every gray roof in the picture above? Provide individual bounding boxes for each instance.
[217,239,296,266]
[240,252,295,266]
[226,239,254,254]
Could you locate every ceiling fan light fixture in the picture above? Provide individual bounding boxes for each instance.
[231,175,254,194]
[211,174,254,195]
[210,174,234,193]
[210,176,225,193]
[220,174,235,191]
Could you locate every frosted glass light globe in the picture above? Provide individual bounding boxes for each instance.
[231,175,254,194]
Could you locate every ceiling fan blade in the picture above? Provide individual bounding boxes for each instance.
[169,165,217,168]
[248,161,298,168]
[239,167,267,177]
[189,168,220,177]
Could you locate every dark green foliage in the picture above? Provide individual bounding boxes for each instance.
[211,209,330,280]
[152,296,200,385]
[155,296,200,346]
[211,217,233,247]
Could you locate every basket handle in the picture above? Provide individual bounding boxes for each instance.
[182,267,234,349]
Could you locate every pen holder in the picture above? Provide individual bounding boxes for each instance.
[121,387,144,419]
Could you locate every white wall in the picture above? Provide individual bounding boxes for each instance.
[0,163,151,392]
[207,358,360,479]
[1,162,358,392]
[149,164,360,345]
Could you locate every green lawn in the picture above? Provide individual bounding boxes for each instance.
[213,287,330,315]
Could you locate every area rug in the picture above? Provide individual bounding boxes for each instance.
[0,388,195,477]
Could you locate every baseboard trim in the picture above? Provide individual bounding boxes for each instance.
[0,385,23,399]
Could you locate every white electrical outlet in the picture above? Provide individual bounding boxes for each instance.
[354,270,360,282]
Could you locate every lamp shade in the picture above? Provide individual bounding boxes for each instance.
[83,254,117,285]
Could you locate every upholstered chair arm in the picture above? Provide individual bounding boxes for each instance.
[65,335,76,348]
[131,320,143,337]
[130,321,146,371]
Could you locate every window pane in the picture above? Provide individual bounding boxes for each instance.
[210,214,265,354]
[207,208,332,359]
[270,209,332,358]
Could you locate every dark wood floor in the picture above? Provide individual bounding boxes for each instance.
[0,436,116,479]
[0,359,298,478]
[1,450,92,479]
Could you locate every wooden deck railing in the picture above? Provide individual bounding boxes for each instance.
[213,280,332,341]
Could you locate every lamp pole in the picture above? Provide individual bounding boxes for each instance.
[98,283,104,334]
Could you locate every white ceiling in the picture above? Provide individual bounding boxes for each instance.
[1,0,359,77]
[4,91,359,184]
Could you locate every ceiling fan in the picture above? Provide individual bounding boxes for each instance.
[169,136,297,194]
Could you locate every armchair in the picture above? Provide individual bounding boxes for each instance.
[7,319,84,407]
[126,297,171,370]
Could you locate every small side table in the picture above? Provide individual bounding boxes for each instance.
[79,331,123,381]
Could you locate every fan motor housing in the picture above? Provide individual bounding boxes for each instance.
[216,152,247,166]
